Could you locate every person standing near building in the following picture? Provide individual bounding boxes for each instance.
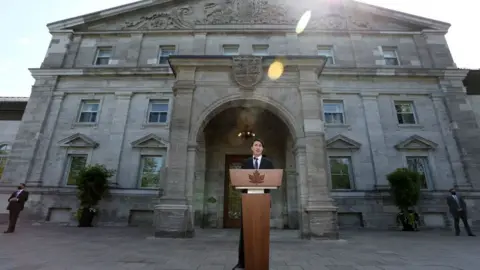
[4,183,29,234]
[446,188,475,237]
[232,139,274,270]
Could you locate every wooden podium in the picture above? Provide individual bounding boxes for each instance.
[229,169,283,270]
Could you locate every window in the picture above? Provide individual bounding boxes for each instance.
[223,45,239,56]
[65,154,87,185]
[147,100,169,123]
[382,47,399,66]
[94,47,112,65]
[252,45,269,56]
[318,46,335,65]
[139,156,163,188]
[329,157,353,190]
[0,144,11,178]
[395,101,417,124]
[323,101,345,124]
[158,45,176,65]
[78,100,100,123]
[406,156,431,189]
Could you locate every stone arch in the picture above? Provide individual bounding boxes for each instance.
[189,94,304,143]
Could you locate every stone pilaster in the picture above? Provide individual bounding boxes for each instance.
[430,93,469,189]
[440,71,480,189]
[25,91,65,186]
[0,75,58,185]
[421,30,456,68]
[193,139,206,227]
[360,93,390,189]
[298,68,338,239]
[285,33,299,55]
[154,68,196,238]
[41,31,73,68]
[192,33,207,55]
[109,92,133,183]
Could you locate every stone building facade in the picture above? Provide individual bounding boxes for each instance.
[1,0,479,238]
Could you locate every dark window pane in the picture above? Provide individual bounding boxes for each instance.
[331,175,351,189]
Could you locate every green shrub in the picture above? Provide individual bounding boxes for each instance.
[76,164,115,210]
[386,168,422,212]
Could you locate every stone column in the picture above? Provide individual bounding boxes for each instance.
[154,68,196,238]
[298,68,338,239]
[109,92,132,183]
[440,71,480,189]
[0,75,58,185]
[360,93,390,188]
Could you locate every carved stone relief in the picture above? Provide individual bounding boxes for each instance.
[85,0,422,31]
[198,0,296,25]
[121,6,195,30]
[231,56,264,89]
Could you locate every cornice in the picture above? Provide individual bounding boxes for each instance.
[70,28,440,36]
[29,66,468,79]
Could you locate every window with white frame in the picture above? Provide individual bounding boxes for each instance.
[394,101,417,124]
[323,101,345,124]
[78,100,100,123]
[0,144,12,179]
[158,45,176,65]
[382,47,399,66]
[406,156,431,189]
[147,100,169,123]
[139,155,163,188]
[329,157,353,190]
[223,45,239,56]
[252,44,269,56]
[318,46,335,65]
[94,47,112,65]
[65,154,87,185]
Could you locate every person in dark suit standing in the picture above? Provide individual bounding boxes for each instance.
[233,138,274,270]
[4,183,29,234]
[446,188,475,236]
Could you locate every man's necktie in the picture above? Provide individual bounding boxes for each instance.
[254,158,259,170]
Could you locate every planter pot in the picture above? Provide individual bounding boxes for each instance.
[397,211,419,231]
[78,208,96,227]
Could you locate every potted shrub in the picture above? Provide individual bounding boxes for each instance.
[75,164,115,227]
[386,168,422,231]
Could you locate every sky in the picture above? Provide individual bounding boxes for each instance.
[0,0,477,98]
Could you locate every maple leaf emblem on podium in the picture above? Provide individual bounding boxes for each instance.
[248,170,265,184]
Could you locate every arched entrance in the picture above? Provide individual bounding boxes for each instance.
[189,98,302,230]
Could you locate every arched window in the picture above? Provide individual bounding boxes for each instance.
[0,144,11,178]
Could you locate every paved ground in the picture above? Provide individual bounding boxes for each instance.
[1,225,479,270]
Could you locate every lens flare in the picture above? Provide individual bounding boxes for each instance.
[268,60,284,80]
[296,10,311,34]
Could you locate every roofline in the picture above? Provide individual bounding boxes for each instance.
[47,0,451,32]
[352,1,450,31]
[47,0,165,31]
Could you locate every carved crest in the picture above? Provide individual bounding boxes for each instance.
[232,56,264,88]
[249,170,265,184]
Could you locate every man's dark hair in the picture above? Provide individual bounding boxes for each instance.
[20,183,26,187]
[251,138,265,148]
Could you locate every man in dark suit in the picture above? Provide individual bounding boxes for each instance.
[446,188,475,236]
[233,138,274,270]
[4,183,29,234]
